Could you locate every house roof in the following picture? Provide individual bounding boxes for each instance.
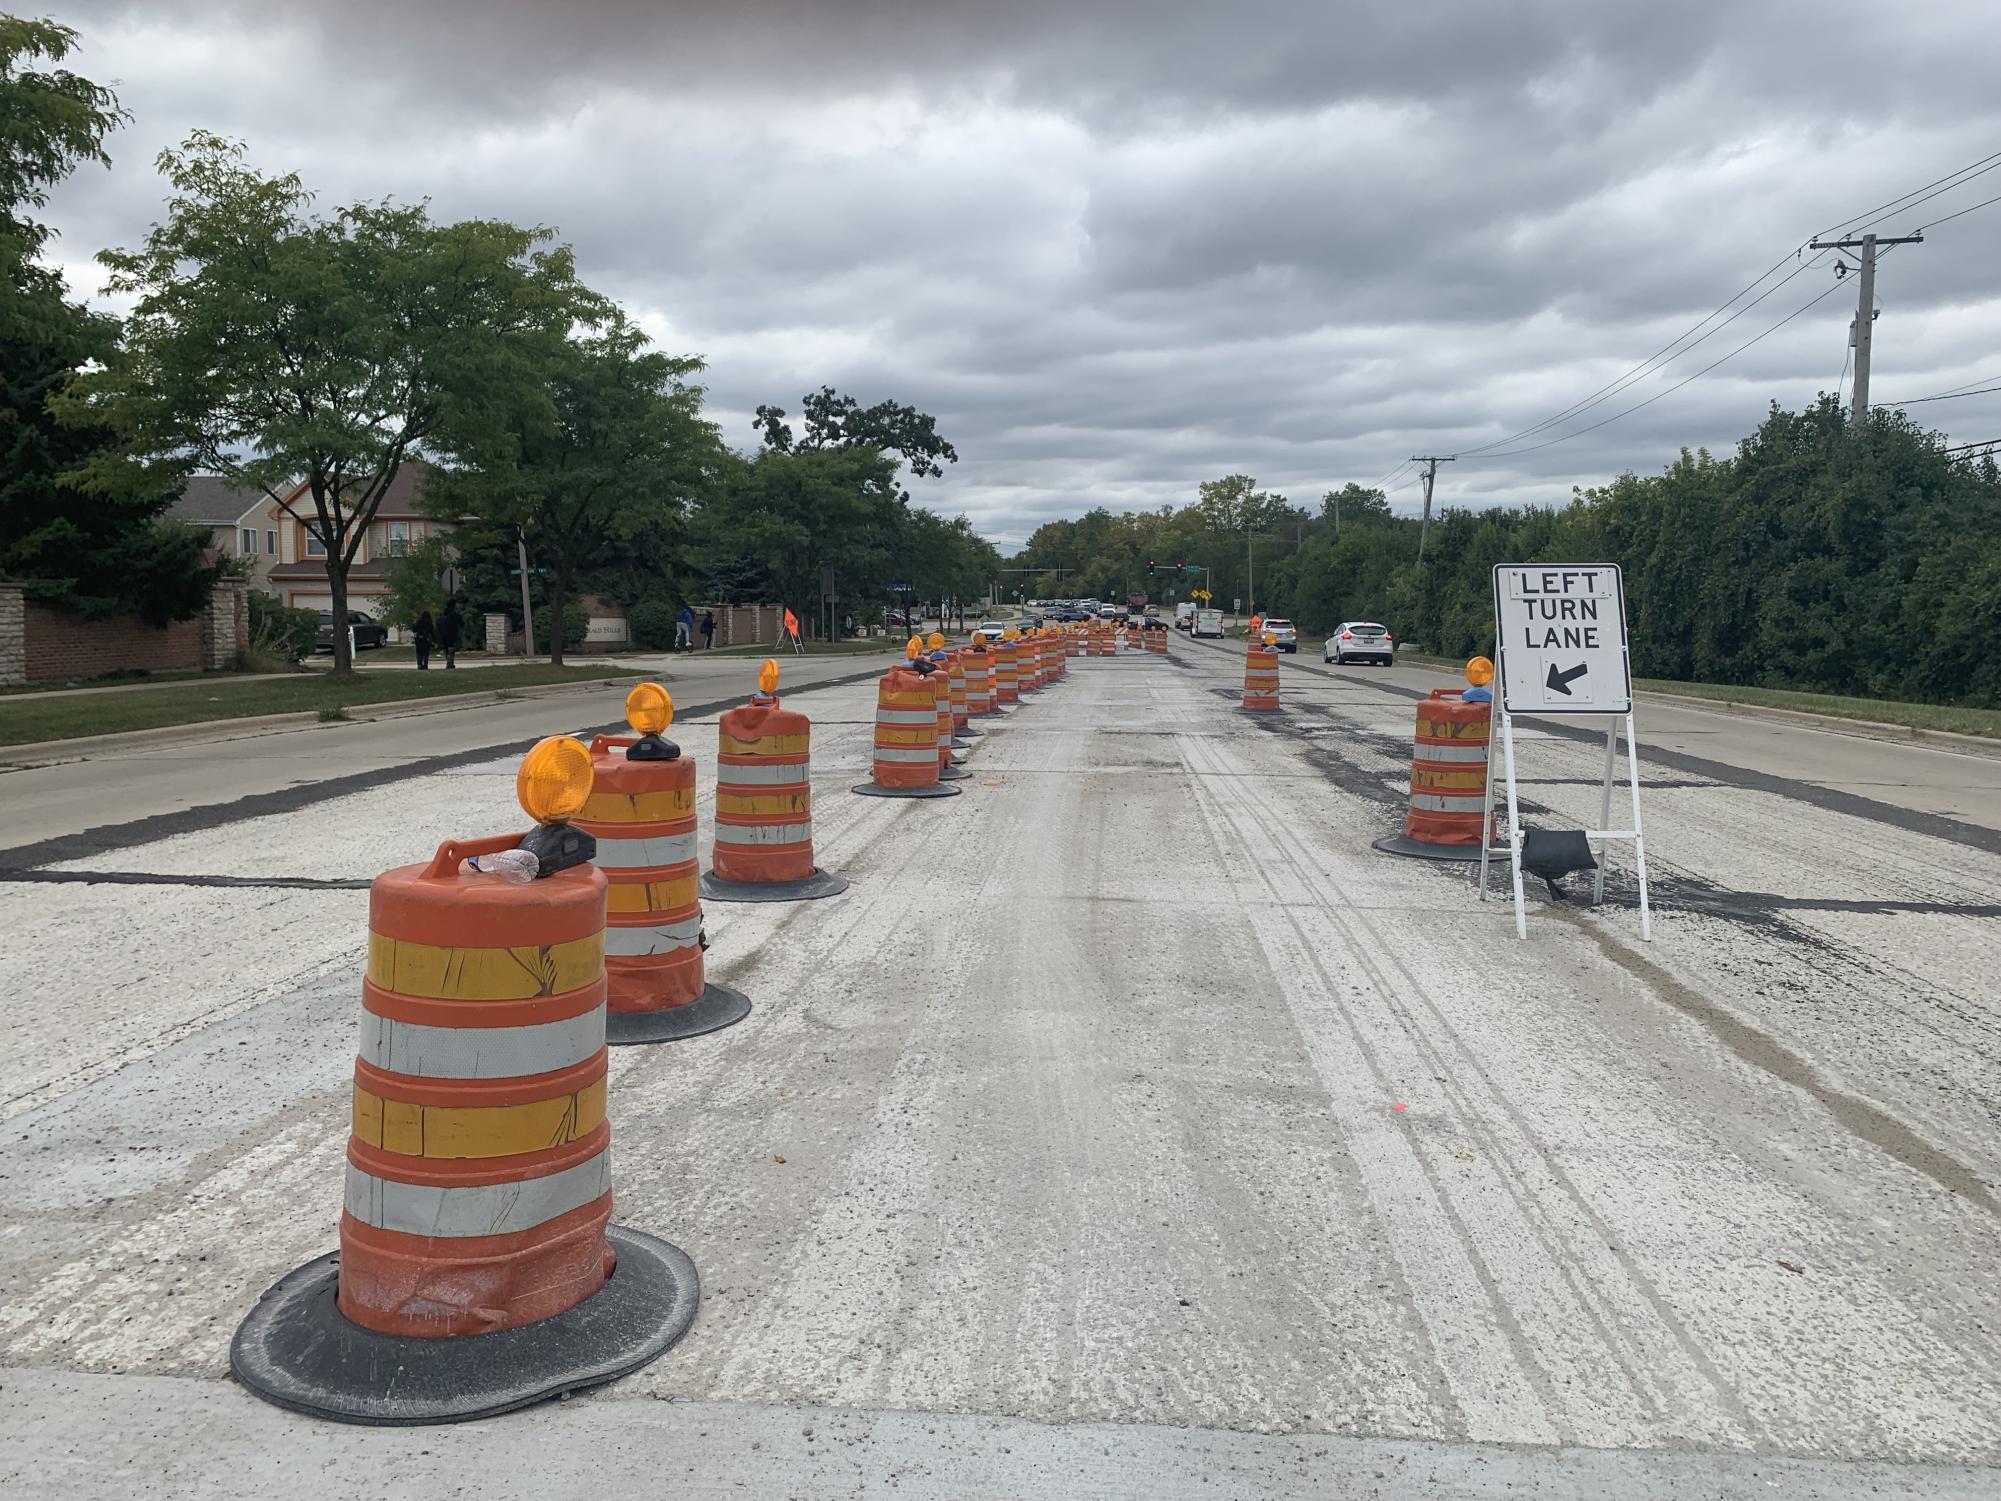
[271,459,435,521]
[166,476,270,527]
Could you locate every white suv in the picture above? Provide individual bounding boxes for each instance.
[1260,618,1298,653]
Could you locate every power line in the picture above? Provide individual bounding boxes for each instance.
[1914,188,2001,233]
[1445,150,1998,464]
[1813,149,2001,238]
[1885,383,2001,406]
[1450,249,1812,458]
[1471,273,1853,460]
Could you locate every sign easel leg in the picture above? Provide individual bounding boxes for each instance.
[1594,723,1616,906]
[1627,711,1652,940]
[1501,709,1526,939]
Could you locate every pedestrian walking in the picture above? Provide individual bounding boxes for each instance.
[675,604,694,651]
[436,599,462,669]
[413,610,435,670]
[699,609,716,650]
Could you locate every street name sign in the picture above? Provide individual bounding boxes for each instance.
[1492,564,1632,715]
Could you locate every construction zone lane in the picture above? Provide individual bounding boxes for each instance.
[3,630,1998,1496]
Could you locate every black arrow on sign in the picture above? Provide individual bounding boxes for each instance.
[1546,662,1588,695]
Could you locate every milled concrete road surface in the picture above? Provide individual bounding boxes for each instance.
[2,638,1996,1498]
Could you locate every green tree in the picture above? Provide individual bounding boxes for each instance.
[753,386,958,500]
[1,18,219,623]
[427,310,718,664]
[69,132,592,672]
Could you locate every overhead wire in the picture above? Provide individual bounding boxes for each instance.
[1911,187,2001,233]
[1362,147,2001,481]
[1885,383,2001,406]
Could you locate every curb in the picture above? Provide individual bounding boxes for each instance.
[0,677,639,767]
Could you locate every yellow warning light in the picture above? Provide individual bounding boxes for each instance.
[516,735,594,825]
[624,681,673,735]
[1466,655,1495,687]
[906,635,923,660]
[758,658,780,694]
[927,631,945,650]
[1002,629,1019,641]
[1262,631,1277,647]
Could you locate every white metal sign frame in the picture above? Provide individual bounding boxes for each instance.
[1479,564,1651,941]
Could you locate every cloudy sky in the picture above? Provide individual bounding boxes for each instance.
[37,0,2001,548]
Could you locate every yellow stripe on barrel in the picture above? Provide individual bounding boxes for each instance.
[366,932,603,1000]
[578,786,695,823]
[720,732,812,756]
[352,1078,607,1160]
[605,872,701,913]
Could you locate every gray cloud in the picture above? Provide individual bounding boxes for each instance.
[40,0,2001,546]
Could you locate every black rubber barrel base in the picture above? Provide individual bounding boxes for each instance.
[700,868,850,902]
[957,725,985,740]
[606,983,751,1045]
[1372,834,1510,863]
[852,781,962,799]
[229,1225,698,1427]
[938,764,972,781]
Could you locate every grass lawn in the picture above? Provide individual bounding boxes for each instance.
[0,664,643,747]
[1631,678,2001,740]
[698,637,905,657]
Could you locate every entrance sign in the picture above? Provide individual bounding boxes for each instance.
[1493,565,1631,715]
[1480,563,1650,942]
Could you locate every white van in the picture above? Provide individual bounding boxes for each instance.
[1175,602,1197,631]
[1194,608,1224,639]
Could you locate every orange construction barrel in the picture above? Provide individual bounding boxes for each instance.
[230,827,699,1425]
[854,662,959,799]
[1374,690,1504,862]
[1242,642,1281,710]
[577,733,750,1043]
[702,679,848,901]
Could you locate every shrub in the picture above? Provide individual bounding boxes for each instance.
[247,590,318,666]
[560,601,590,654]
[628,599,677,650]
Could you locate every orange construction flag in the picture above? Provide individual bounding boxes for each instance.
[783,608,799,637]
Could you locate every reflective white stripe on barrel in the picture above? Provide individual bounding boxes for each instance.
[875,708,937,726]
[357,1004,607,1079]
[590,831,698,868]
[1414,742,1491,763]
[715,821,815,845]
[873,746,937,763]
[1409,792,1481,812]
[345,1150,612,1237]
[603,915,704,956]
[716,762,811,785]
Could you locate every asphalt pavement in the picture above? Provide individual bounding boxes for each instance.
[2,635,1995,1498]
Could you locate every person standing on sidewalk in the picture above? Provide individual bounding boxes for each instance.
[436,600,462,669]
[675,603,694,651]
[413,610,436,670]
[699,609,716,650]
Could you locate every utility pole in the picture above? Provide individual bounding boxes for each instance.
[1410,456,1454,566]
[1809,231,1922,425]
[515,527,536,658]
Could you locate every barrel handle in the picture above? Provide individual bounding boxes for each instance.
[423,831,528,879]
[590,734,640,755]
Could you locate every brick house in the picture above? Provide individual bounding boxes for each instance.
[264,462,447,618]
[165,476,281,590]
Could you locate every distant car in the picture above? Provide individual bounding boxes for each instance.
[315,611,388,653]
[1260,618,1298,653]
[1142,604,1160,617]
[885,608,916,627]
[1326,621,1394,665]
[1100,604,1128,622]
[973,621,1011,643]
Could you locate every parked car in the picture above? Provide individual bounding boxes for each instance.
[315,611,388,653]
[1260,618,1298,653]
[1326,621,1395,665]
[886,608,916,627]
